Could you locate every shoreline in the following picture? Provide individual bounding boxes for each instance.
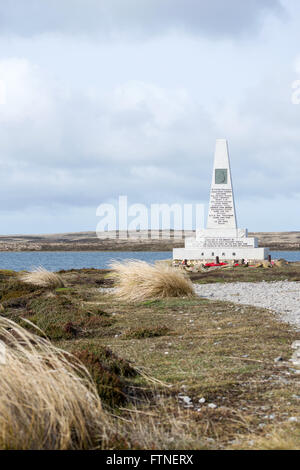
[0,230,298,252]
[0,245,298,252]
[0,246,299,252]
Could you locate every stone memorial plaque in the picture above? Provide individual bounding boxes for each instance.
[208,188,235,226]
[215,169,228,184]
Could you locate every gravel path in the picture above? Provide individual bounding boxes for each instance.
[194,281,300,329]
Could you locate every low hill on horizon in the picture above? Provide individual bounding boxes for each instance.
[0,231,298,252]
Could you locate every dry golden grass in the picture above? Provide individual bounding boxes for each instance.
[19,266,64,288]
[109,260,194,302]
[244,423,300,450]
[113,398,209,450]
[0,317,107,450]
[232,423,300,450]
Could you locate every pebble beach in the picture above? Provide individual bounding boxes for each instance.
[194,280,300,329]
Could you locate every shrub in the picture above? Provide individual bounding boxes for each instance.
[19,267,64,289]
[123,326,171,339]
[109,260,194,302]
[75,347,137,408]
[0,317,107,449]
[0,278,39,302]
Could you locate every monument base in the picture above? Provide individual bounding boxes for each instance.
[173,246,269,261]
[173,227,269,261]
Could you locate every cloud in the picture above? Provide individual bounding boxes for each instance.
[1,55,299,205]
[0,0,284,39]
[212,72,300,204]
[0,58,215,213]
[0,46,299,233]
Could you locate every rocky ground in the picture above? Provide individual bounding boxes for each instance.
[194,281,300,330]
[194,280,300,371]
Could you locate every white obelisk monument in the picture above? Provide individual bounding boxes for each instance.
[173,139,269,261]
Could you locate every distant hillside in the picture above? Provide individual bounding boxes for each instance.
[0,231,298,251]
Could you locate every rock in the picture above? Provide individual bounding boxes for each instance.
[199,397,206,404]
[288,417,298,423]
[262,261,272,268]
[275,259,288,267]
[274,356,283,362]
[179,396,192,405]
[208,403,217,409]
[290,354,300,367]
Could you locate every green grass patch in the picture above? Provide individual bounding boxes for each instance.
[55,287,73,293]
[123,325,171,339]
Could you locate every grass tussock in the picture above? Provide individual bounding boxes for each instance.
[19,267,64,289]
[109,260,194,302]
[111,398,209,450]
[0,317,107,450]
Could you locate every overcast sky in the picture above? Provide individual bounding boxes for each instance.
[0,0,299,234]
